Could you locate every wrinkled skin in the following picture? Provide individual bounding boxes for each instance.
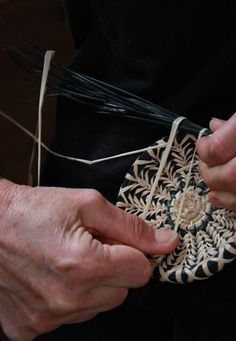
[197,113,236,212]
[0,179,178,340]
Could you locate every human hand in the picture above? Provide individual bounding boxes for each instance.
[196,113,236,210]
[0,179,178,340]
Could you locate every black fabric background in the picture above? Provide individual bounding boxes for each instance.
[40,1,236,340]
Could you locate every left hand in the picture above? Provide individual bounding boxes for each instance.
[196,113,236,210]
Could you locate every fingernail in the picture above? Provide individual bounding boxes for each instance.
[211,117,224,122]
[154,228,178,245]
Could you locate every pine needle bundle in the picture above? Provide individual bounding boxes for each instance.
[5,43,209,136]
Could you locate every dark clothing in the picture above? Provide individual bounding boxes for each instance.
[40,2,236,340]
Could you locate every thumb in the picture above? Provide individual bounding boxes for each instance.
[209,117,226,132]
[81,191,179,255]
[197,113,236,166]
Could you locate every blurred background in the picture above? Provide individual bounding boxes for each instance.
[0,1,75,338]
[0,0,75,185]
[0,1,76,338]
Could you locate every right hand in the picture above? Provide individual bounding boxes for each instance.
[0,179,178,340]
[196,114,236,210]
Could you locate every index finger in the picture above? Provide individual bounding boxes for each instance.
[196,113,236,167]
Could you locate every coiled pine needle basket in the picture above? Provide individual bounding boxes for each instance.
[117,131,236,283]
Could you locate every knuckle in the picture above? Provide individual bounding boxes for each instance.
[112,288,128,307]
[226,161,236,190]
[79,189,107,227]
[46,288,83,316]
[82,189,105,207]
[125,213,153,248]
[47,295,71,315]
[28,311,55,334]
[52,251,78,274]
[99,289,128,312]
[202,171,212,188]
[28,312,42,330]
[140,260,152,285]
[208,135,228,164]
[199,165,213,188]
[198,161,206,178]
[51,250,101,284]
[125,213,143,239]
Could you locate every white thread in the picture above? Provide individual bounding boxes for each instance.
[37,50,55,186]
[141,116,186,220]
[0,109,167,165]
[27,123,38,186]
[198,128,209,139]
[0,110,207,186]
